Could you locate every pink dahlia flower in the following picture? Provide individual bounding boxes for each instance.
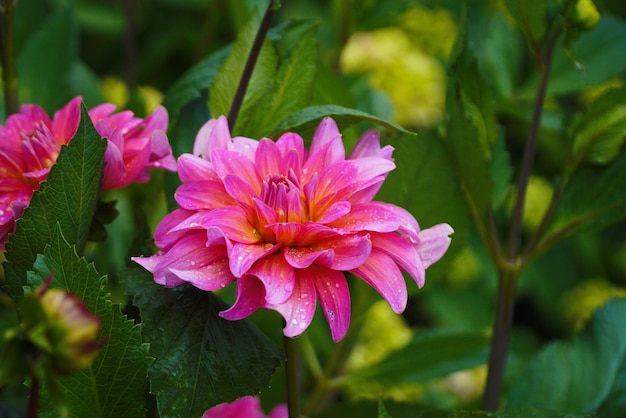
[201,396,291,418]
[133,116,452,342]
[0,97,175,250]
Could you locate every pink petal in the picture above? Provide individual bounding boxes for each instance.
[319,233,371,270]
[212,149,261,192]
[267,268,317,338]
[202,396,266,418]
[255,139,282,178]
[202,206,260,244]
[193,116,231,159]
[51,96,81,144]
[177,154,219,183]
[416,223,454,268]
[351,249,408,314]
[229,242,279,277]
[229,136,258,160]
[101,140,126,190]
[316,201,351,224]
[349,129,394,160]
[283,246,333,269]
[223,174,258,207]
[313,267,351,342]
[154,208,201,248]
[247,252,295,304]
[142,105,169,133]
[329,202,413,233]
[219,276,265,321]
[266,222,302,246]
[175,180,235,210]
[276,132,304,174]
[371,232,425,287]
[308,117,344,167]
[169,258,234,291]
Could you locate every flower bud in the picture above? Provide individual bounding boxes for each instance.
[573,0,600,30]
[37,288,101,374]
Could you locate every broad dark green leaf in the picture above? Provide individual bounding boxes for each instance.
[161,46,230,127]
[444,18,495,233]
[32,229,151,417]
[341,329,489,386]
[16,5,77,113]
[504,0,548,44]
[126,272,283,417]
[524,14,626,96]
[272,105,414,140]
[570,86,626,165]
[375,132,469,284]
[208,9,278,134]
[544,150,626,242]
[506,298,626,417]
[242,25,319,138]
[3,103,107,301]
[416,408,596,418]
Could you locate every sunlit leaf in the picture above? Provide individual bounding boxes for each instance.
[507,298,626,417]
[3,103,107,302]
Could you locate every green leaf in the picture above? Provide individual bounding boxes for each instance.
[33,228,151,417]
[490,136,514,209]
[444,18,495,232]
[16,5,77,113]
[126,272,283,417]
[375,132,470,284]
[208,9,278,134]
[503,0,548,44]
[341,329,489,386]
[506,298,626,416]
[162,45,231,126]
[378,398,392,418]
[416,408,596,418]
[3,102,107,302]
[272,104,414,140]
[545,150,626,241]
[241,25,319,138]
[526,14,626,96]
[570,86,626,165]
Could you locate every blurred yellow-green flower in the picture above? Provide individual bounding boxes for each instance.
[573,0,600,30]
[562,279,626,332]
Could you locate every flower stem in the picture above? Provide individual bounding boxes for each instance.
[0,0,19,116]
[482,29,560,411]
[227,0,279,131]
[27,377,39,418]
[284,335,301,418]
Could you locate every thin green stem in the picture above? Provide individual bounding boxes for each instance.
[227,0,279,130]
[299,332,323,380]
[284,335,301,418]
[0,0,19,115]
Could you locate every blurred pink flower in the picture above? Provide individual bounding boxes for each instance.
[201,396,290,418]
[0,97,175,250]
[133,116,452,342]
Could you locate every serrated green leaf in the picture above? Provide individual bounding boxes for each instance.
[570,86,626,165]
[16,5,77,113]
[272,105,414,140]
[161,46,230,127]
[504,0,548,43]
[126,272,283,417]
[3,102,107,302]
[242,25,319,138]
[208,9,278,134]
[31,228,151,417]
[416,407,596,418]
[506,298,626,417]
[341,329,489,386]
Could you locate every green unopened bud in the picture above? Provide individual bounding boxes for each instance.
[38,288,101,374]
[573,0,600,30]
